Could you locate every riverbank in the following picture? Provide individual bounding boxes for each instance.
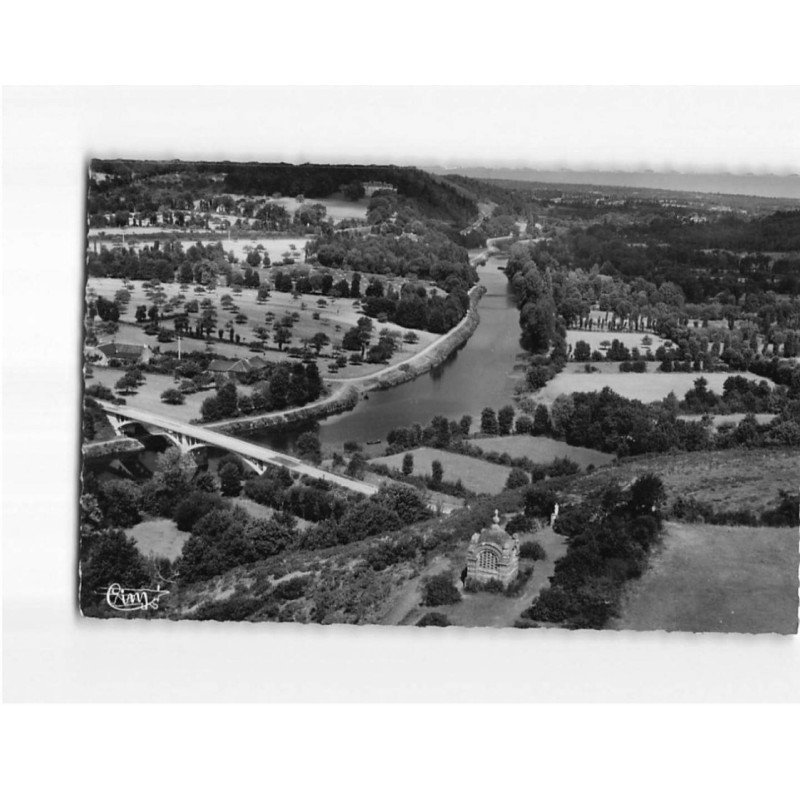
[359,284,486,392]
[82,436,145,460]
[203,284,487,435]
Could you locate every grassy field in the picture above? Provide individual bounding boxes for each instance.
[86,367,212,422]
[557,448,799,517]
[531,369,766,406]
[127,517,190,561]
[86,276,439,380]
[370,447,513,495]
[566,329,668,355]
[471,435,615,468]
[611,521,799,634]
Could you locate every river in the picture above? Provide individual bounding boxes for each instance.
[243,249,527,455]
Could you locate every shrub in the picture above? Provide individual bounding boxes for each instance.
[505,515,533,535]
[505,467,530,491]
[519,541,546,561]
[416,612,451,627]
[272,575,310,601]
[160,387,184,405]
[421,573,461,606]
[504,565,534,596]
[524,486,558,519]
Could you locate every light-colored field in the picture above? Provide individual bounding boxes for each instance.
[268,195,369,222]
[566,329,668,355]
[370,447,513,495]
[127,517,190,561]
[531,370,766,406]
[87,277,440,380]
[86,367,212,422]
[471,435,615,468]
[612,521,799,634]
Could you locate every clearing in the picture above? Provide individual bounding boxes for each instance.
[566,328,668,355]
[86,367,212,422]
[470,434,615,469]
[127,517,190,561]
[611,521,799,634]
[369,447,513,495]
[531,368,770,406]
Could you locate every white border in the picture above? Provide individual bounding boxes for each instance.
[3,86,800,703]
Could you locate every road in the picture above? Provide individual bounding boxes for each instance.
[98,400,378,496]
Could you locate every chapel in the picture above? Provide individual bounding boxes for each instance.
[465,510,520,588]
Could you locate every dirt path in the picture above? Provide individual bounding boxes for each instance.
[378,554,451,625]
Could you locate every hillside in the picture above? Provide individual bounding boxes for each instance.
[552,447,799,517]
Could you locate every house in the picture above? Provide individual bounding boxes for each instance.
[465,510,520,588]
[207,356,268,380]
[91,342,152,366]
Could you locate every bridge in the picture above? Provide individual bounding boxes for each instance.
[98,401,379,497]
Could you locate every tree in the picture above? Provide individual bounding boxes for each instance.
[97,480,142,528]
[274,326,292,351]
[430,459,444,489]
[346,452,367,479]
[421,573,461,606]
[296,432,322,464]
[459,415,472,437]
[310,332,330,354]
[402,452,414,476]
[161,388,184,405]
[532,405,550,435]
[573,340,591,361]
[524,485,558,519]
[80,530,150,611]
[498,405,515,435]
[114,374,139,395]
[480,407,499,435]
[219,462,242,497]
[505,467,530,491]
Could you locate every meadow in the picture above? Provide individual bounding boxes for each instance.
[558,448,799,517]
[369,447,513,495]
[530,366,769,406]
[86,367,212,422]
[611,521,799,634]
[127,517,190,561]
[470,435,615,468]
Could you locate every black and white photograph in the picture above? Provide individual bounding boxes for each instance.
[78,150,799,633]
[3,8,800,794]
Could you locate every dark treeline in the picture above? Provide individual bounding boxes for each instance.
[89,160,479,227]
[308,227,475,285]
[522,474,666,629]
[200,361,323,421]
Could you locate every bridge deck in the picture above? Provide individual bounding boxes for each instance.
[98,401,378,497]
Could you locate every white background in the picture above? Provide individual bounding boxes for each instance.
[4,84,799,703]
[2,5,800,795]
